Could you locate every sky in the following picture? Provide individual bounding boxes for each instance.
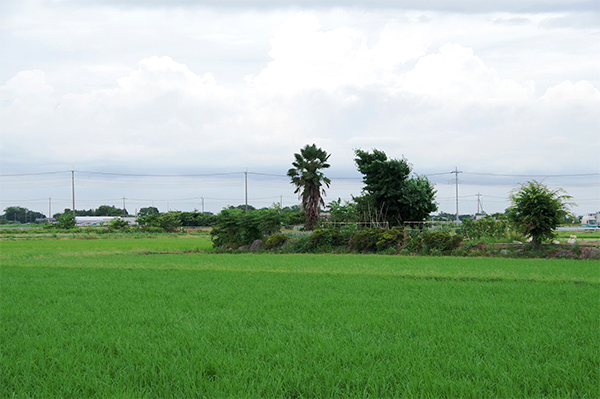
[1,0,599,217]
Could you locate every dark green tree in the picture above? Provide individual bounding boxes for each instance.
[507,180,572,246]
[326,198,359,225]
[2,206,45,223]
[354,149,437,226]
[57,212,76,229]
[107,218,130,232]
[95,205,127,216]
[210,208,283,249]
[138,206,160,217]
[287,144,331,230]
[281,205,305,227]
[179,211,216,227]
[228,204,256,212]
[138,212,182,233]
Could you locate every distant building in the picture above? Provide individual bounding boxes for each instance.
[581,213,599,228]
[75,216,137,226]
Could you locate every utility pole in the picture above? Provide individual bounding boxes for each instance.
[49,197,52,223]
[71,169,75,216]
[201,197,204,213]
[123,197,127,217]
[280,195,283,211]
[451,167,462,223]
[244,170,248,213]
[476,193,484,215]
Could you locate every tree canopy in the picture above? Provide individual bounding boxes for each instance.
[507,180,572,245]
[287,144,331,230]
[2,206,45,223]
[354,149,437,226]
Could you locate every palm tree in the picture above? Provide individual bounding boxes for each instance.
[287,144,331,230]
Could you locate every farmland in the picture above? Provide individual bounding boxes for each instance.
[1,236,598,398]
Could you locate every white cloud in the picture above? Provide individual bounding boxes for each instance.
[1,5,599,214]
[0,70,57,135]
[72,56,230,107]
[247,15,428,95]
[400,43,534,103]
[541,80,600,103]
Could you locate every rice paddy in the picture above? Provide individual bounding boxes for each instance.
[1,236,598,398]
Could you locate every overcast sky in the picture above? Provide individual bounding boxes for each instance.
[1,0,599,216]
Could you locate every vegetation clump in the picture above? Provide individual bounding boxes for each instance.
[403,231,463,256]
[264,233,288,250]
[305,228,348,253]
[349,226,404,253]
[138,212,182,233]
[508,180,572,246]
[210,208,282,250]
[458,216,508,240]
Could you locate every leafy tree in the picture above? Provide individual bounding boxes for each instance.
[107,218,130,232]
[354,149,437,226]
[210,208,282,249]
[138,206,160,217]
[287,144,331,230]
[95,205,127,217]
[326,198,359,225]
[507,180,573,246]
[138,212,182,233]
[228,204,256,212]
[2,206,45,223]
[179,211,216,227]
[57,212,76,229]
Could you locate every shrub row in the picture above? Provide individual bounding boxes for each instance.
[457,217,508,240]
[215,225,463,256]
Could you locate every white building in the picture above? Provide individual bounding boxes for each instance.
[75,216,137,226]
[581,213,599,228]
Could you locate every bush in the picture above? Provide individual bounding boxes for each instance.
[265,233,288,250]
[305,228,347,253]
[138,212,182,233]
[458,217,508,240]
[508,180,572,246]
[349,227,385,253]
[283,233,311,253]
[404,231,462,255]
[348,226,404,253]
[107,218,130,232]
[56,212,76,229]
[376,226,405,252]
[211,208,283,249]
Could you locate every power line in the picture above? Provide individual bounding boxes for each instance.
[0,170,72,177]
[463,172,600,178]
[75,170,243,177]
[2,169,598,179]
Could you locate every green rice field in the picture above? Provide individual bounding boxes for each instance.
[1,236,599,398]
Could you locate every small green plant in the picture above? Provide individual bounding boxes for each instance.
[265,233,288,250]
[305,228,347,252]
[458,217,508,240]
[138,212,182,233]
[348,226,404,253]
[404,231,462,255]
[107,218,130,232]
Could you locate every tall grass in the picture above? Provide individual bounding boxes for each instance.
[1,238,598,398]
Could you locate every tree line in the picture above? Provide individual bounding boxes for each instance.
[2,144,573,246]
